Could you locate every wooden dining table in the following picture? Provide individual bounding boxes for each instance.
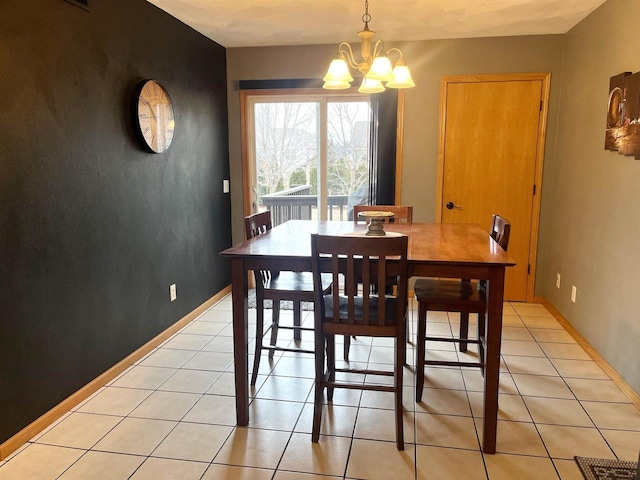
[219,219,515,453]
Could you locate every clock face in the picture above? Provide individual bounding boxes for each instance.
[133,80,175,153]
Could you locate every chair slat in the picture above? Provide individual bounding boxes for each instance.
[331,254,340,323]
[362,255,370,323]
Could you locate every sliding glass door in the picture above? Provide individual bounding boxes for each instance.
[244,92,371,225]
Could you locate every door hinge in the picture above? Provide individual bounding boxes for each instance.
[540,101,543,111]
[527,264,531,274]
[533,184,536,195]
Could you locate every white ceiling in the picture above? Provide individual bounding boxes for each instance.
[147,0,607,48]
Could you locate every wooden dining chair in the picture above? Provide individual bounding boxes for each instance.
[348,204,413,360]
[414,214,511,402]
[353,205,413,224]
[245,211,332,385]
[310,233,409,450]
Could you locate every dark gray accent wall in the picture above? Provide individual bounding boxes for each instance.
[0,0,231,443]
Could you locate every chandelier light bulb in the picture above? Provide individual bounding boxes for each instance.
[367,56,393,81]
[358,77,385,94]
[323,80,352,90]
[386,60,416,89]
[323,58,353,83]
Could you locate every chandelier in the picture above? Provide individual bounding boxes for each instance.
[322,0,415,93]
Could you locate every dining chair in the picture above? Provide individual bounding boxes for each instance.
[353,204,413,224]
[349,204,413,360]
[310,232,409,450]
[244,211,332,385]
[414,214,511,402]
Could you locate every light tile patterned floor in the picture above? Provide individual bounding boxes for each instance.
[1,296,639,479]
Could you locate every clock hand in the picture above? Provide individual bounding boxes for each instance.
[139,98,158,119]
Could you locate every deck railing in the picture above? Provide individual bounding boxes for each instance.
[260,185,350,226]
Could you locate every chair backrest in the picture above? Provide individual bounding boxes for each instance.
[353,205,413,224]
[244,211,274,286]
[490,214,511,251]
[244,210,272,240]
[311,234,409,328]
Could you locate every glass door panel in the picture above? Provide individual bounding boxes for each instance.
[248,94,371,226]
[327,100,371,220]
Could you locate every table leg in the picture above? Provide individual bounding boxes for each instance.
[482,266,505,454]
[231,257,249,426]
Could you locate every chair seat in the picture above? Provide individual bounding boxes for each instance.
[414,278,485,311]
[322,295,401,326]
[264,272,331,296]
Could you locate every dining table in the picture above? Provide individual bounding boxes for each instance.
[219,219,515,454]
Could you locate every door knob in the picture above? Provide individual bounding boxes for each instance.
[445,202,462,210]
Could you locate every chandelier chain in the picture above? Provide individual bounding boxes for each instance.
[362,0,371,28]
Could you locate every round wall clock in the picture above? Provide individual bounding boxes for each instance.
[132,79,175,153]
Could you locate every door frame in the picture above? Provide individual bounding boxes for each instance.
[435,73,551,302]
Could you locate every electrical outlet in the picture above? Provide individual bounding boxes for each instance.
[556,273,561,289]
[170,284,177,302]
[571,285,576,303]
[223,179,230,193]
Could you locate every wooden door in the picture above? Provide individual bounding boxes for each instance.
[437,74,550,301]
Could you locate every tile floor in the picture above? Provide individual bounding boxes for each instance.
[1,297,639,479]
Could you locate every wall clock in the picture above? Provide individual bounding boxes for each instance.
[132,79,175,153]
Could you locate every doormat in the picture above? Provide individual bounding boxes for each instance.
[248,289,315,311]
[574,456,638,480]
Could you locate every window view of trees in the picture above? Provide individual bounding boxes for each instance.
[253,99,371,202]
[327,102,370,197]
[254,102,317,198]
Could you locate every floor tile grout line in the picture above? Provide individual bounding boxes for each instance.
[463,376,491,480]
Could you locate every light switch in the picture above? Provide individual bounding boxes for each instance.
[223,179,230,193]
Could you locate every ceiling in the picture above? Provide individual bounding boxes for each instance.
[146,0,607,48]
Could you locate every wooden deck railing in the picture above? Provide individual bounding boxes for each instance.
[260,185,350,226]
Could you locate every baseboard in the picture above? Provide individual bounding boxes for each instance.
[541,297,640,411]
[0,286,231,461]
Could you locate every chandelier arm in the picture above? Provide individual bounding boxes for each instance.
[372,40,385,59]
[386,47,403,59]
[338,42,361,70]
